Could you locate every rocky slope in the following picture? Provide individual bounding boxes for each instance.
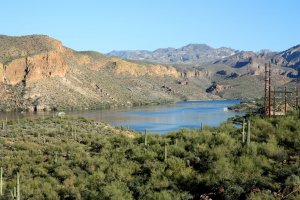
[170,46,300,99]
[203,48,299,98]
[1,35,300,112]
[0,35,216,112]
[107,44,237,64]
[272,44,300,69]
[108,43,300,78]
[108,43,300,97]
[213,51,297,77]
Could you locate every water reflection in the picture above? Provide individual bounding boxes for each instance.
[71,100,243,133]
[0,100,243,134]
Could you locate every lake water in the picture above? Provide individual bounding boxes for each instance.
[69,100,243,133]
[0,100,243,134]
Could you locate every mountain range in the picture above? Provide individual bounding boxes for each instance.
[107,44,238,64]
[0,34,300,112]
[108,44,300,71]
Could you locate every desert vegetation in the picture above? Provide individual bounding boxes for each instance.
[0,114,299,199]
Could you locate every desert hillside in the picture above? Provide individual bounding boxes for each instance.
[1,35,299,112]
[0,35,216,112]
[109,42,300,100]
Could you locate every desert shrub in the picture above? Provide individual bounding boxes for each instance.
[0,114,299,199]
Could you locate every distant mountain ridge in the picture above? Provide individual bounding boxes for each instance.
[108,42,300,100]
[272,44,300,69]
[107,44,238,64]
[108,44,300,73]
[1,34,300,112]
[214,45,300,74]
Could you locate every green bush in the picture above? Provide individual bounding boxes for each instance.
[0,115,299,199]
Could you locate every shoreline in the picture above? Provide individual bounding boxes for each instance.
[0,98,241,115]
[0,99,243,132]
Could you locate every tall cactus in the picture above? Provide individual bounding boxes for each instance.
[247,120,251,146]
[242,119,245,143]
[71,125,74,137]
[17,172,20,200]
[144,129,148,146]
[10,173,20,200]
[0,167,3,196]
[11,187,16,199]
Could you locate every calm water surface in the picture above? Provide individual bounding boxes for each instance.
[70,100,243,133]
[0,100,242,134]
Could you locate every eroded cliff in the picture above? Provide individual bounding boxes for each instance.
[0,35,213,111]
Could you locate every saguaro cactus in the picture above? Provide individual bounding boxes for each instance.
[17,172,20,200]
[10,187,16,199]
[0,167,3,196]
[144,129,148,146]
[242,119,245,143]
[71,125,74,137]
[11,173,20,200]
[247,120,251,146]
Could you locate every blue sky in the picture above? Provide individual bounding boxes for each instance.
[1,0,299,53]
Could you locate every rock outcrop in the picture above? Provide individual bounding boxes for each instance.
[272,44,300,69]
[206,82,231,96]
[0,62,3,82]
[1,34,300,111]
[2,51,68,85]
[0,35,70,85]
[0,35,215,111]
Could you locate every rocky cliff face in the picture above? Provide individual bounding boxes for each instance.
[213,50,298,77]
[272,44,300,70]
[0,35,215,111]
[0,35,61,63]
[1,35,299,112]
[109,43,300,79]
[0,63,3,81]
[1,51,69,85]
[0,35,70,85]
[0,35,186,87]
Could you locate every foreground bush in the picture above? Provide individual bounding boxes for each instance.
[0,115,299,199]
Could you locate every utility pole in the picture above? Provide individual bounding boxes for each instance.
[285,86,287,114]
[268,62,271,118]
[296,79,299,109]
[273,87,276,116]
[264,63,268,118]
